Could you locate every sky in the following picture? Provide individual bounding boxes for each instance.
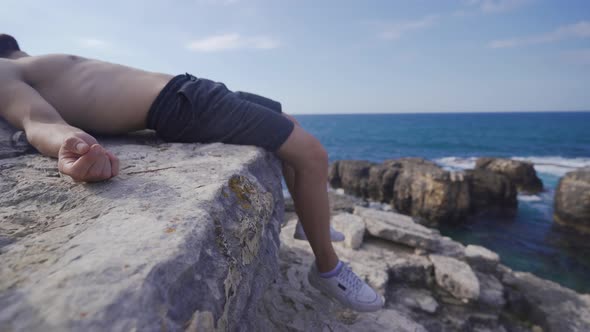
[2,0,590,114]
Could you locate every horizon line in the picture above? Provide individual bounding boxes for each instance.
[290,110,590,116]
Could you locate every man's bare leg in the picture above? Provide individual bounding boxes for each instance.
[277,125,338,272]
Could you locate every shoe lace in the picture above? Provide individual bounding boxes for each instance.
[338,263,364,292]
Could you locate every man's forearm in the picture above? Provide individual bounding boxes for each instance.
[25,123,89,158]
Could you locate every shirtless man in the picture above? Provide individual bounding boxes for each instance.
[0,34,383,312]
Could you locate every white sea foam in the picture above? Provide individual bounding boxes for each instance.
[436,157,477,170]
[518,195,542,202]
[436,156,590,177]
[512,156,590,177]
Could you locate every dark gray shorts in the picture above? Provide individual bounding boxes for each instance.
[146,74,295,152]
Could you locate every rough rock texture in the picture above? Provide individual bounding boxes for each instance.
[390,158,471,224]
[475,157,543,194]
[465,169,517,214]
[0,120,34,160]
[554,167,590,234]
[329,158,520,224]
[354,206,440,251]
[429,255,480,301]
[271,202,589,332]
[502,269,590,332]
[354,206,465,258]
[328,160,375,198]
[257,218,429,332]
[466,245,500,273]
[331,213,366,250]
[0,126,284,331]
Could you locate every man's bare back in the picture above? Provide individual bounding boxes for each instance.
[0,54,172,134]
[0,33,178,182]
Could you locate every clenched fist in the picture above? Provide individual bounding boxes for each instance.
[57,132,119,182]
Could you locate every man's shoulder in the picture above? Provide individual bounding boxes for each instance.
[0,58,20,81]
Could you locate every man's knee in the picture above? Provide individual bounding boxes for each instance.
[277,126,328,173]
[282,113,301,127]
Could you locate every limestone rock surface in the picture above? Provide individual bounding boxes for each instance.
[553,167,590,234]
[330,158,519,224]
[466,244,501,272]
[354,206,440,251]
[429,254,480,301]
[0,129,284,332]
[331,213,366,250]
[465,169,517,213]
[475,157,543,194]
[503,270,590,332]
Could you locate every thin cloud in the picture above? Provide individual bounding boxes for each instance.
[562,48,590,65]
[376,15,439,41]
[489,21,590,48]
[79,38,109,49]
[186,33,279,52]
[196,0,239,5]
[465,0,532,13]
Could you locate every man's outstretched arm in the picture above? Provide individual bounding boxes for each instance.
[0,80,119,182]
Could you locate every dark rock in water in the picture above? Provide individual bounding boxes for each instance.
[390,158,471,224]
[367,162,402,203]
[465,169,517,214]
[329,158,523,225]
[328,160,375,197]
[554,167,590,234]
[475,158,543,194]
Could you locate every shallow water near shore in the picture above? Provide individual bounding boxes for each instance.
[293,111,590,293]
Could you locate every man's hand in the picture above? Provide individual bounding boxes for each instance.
[57,132,120,182]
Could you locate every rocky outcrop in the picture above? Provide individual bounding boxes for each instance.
[354,206,441,251]
[476,157,543,194]
[331,213,365,250]
[0,125,284,331]
[554,167,590,234]
[329,158,518,224]
[465,169,517,213]
[284,191,590,331]
[465,244,500,273]
[276,203,590,331]
[430,254,480,301]
[502,268,590,332]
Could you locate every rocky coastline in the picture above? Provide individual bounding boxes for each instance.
[279,191,590,332]
[1,116,589,331]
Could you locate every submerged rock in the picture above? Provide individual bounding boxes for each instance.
[554,167,590,234]
[0,132,284,331]
[475,157,543,194]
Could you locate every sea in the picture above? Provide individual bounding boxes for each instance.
[291,111,590,293]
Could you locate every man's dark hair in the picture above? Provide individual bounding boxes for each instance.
[0,34,20,58]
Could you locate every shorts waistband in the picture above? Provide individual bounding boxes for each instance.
[147,73,195,130]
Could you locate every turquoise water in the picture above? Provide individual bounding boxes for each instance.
[293,112,590,293]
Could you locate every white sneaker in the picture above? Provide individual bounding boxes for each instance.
[294,221,345,242]
[308,262,384,312]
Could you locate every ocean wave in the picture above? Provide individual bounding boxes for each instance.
[518,195,542,202]
[512,156,590,177]
[436,156,590,177]
[436,157,477,170]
